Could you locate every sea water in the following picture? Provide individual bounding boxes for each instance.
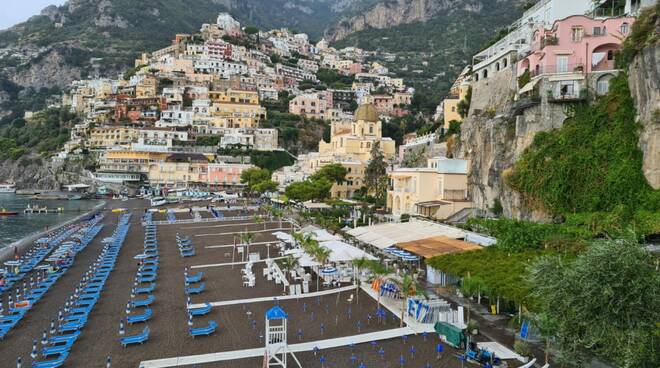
[0,194,103,248]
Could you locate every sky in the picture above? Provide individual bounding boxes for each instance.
[1,0,68,30]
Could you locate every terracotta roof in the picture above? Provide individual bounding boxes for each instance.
[396,236,482,259]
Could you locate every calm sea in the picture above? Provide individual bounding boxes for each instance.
[0,194,103,249]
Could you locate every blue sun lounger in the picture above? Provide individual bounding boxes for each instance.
[188,303,212,316]
[135,283,156,294]
[127,308,152,324]
[137,273,157,283]
[185,282,205,295]
[185,272,203,284]
[189,320,218,337]
[41,338,75,357]
[59,320,85,333]
[181,249,196,257]
[48,331,80,345]
[31,351,69,368]
[132,294,155,307]
[120,326,150,347]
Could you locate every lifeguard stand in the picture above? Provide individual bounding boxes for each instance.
[264,305,301,368]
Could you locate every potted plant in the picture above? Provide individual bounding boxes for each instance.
[466,320,480,335]
[514,340,531,362]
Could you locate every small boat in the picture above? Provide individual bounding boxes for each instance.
[0,208,19,216]
[0,182,16,194]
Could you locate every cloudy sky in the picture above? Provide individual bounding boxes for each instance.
[2,0,68,30]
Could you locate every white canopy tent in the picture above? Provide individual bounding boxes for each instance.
[319,240,376,263]
[272,231,294,243]
[346,219,467,250]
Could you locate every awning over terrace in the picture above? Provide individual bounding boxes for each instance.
[346,220,466,250]
[396,236,482,259]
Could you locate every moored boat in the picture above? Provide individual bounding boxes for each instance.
[0,182,16,194]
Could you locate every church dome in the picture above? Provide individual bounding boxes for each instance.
[354,104,379,122]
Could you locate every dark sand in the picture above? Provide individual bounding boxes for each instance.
[0,200,473,368]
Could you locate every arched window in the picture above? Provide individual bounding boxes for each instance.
[607,50,614,61]
[496,62,500,71]
[620,22,629,35]
[482,69,488,79]
[503,58,508,68]
[474,73,479,81]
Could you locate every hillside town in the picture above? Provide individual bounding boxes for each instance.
[52,0,651,224]
[0,0,657,367]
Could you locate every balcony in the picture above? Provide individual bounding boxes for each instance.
[548,89,588,103]
[531,63,585,77]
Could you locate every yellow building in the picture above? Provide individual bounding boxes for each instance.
[209,88,266,128]
[90,127,137,148]
[387,157,472,220]
[441,75,471,129]
[136,75,158,98]
[146,154,210,188]
[306,104,396,199]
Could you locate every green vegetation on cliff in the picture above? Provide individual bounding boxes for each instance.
[0,107,77,159]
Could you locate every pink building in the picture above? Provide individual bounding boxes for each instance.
[518,15,634,77]
[206,163,254,188]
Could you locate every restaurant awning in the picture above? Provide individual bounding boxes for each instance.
[396,236,482,259]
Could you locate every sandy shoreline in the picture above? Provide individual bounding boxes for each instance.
[0,200,106,262]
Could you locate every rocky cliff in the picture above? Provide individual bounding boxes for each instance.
[628,44,660,189]
[456,43,660,219]
[326,0,482,41]
[0,154,97,190]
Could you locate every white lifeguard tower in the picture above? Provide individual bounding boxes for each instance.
[264,305,301,368]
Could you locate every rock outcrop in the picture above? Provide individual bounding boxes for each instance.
[326,0,466,41]
[9,48,84,89]
[628,44,660,189]
[455,64,561,220]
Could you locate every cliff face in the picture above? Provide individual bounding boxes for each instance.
[9,48,84,89]
[327,0,474,41]
[0,154,97,190]
[628,44,660,189]
[457,44,660,219]
[455,64,562,220]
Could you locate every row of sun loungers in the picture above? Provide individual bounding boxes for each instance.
[176,233,196,257]
[1,214,103,296]
[1,218,104,341]
[183,269,217,338]
[30,213,131,368]
[121,221,158,347]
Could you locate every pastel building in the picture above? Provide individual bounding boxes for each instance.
[207,163,254,189]
[288,92,331,120]
[387,158,472,220]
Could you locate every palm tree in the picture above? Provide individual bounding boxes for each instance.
[254,214,266,230]
[459,274,486,323]
[276,255,300,282]
[368,260,392,309]
[388,272,426,328]
[352,257,370,304]
[312,246,331,291]
[240,232,254,262]
[271,208,285,229]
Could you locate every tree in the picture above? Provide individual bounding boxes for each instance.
[388,273,426,328]
[459,274,487,323]
[530,237,660,367]
[352,257,370,304]
[240,167,271,195]
[367,260,392,309]
[311,164,347,184]
[244,26,259,35]
[312,246,332,291]
[364,141,388,205]
[457,86,472,118]
[276,255,299,282]
[253,180,278,195]
[239,232,255,262]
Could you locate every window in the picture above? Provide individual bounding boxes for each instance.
[620,22,629,35]
[607,50,614,61]
[592,27,602,36]
[496,62,500,71]
[556,56,569,73]
[503,58,507,68]
[571,26,583,42]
